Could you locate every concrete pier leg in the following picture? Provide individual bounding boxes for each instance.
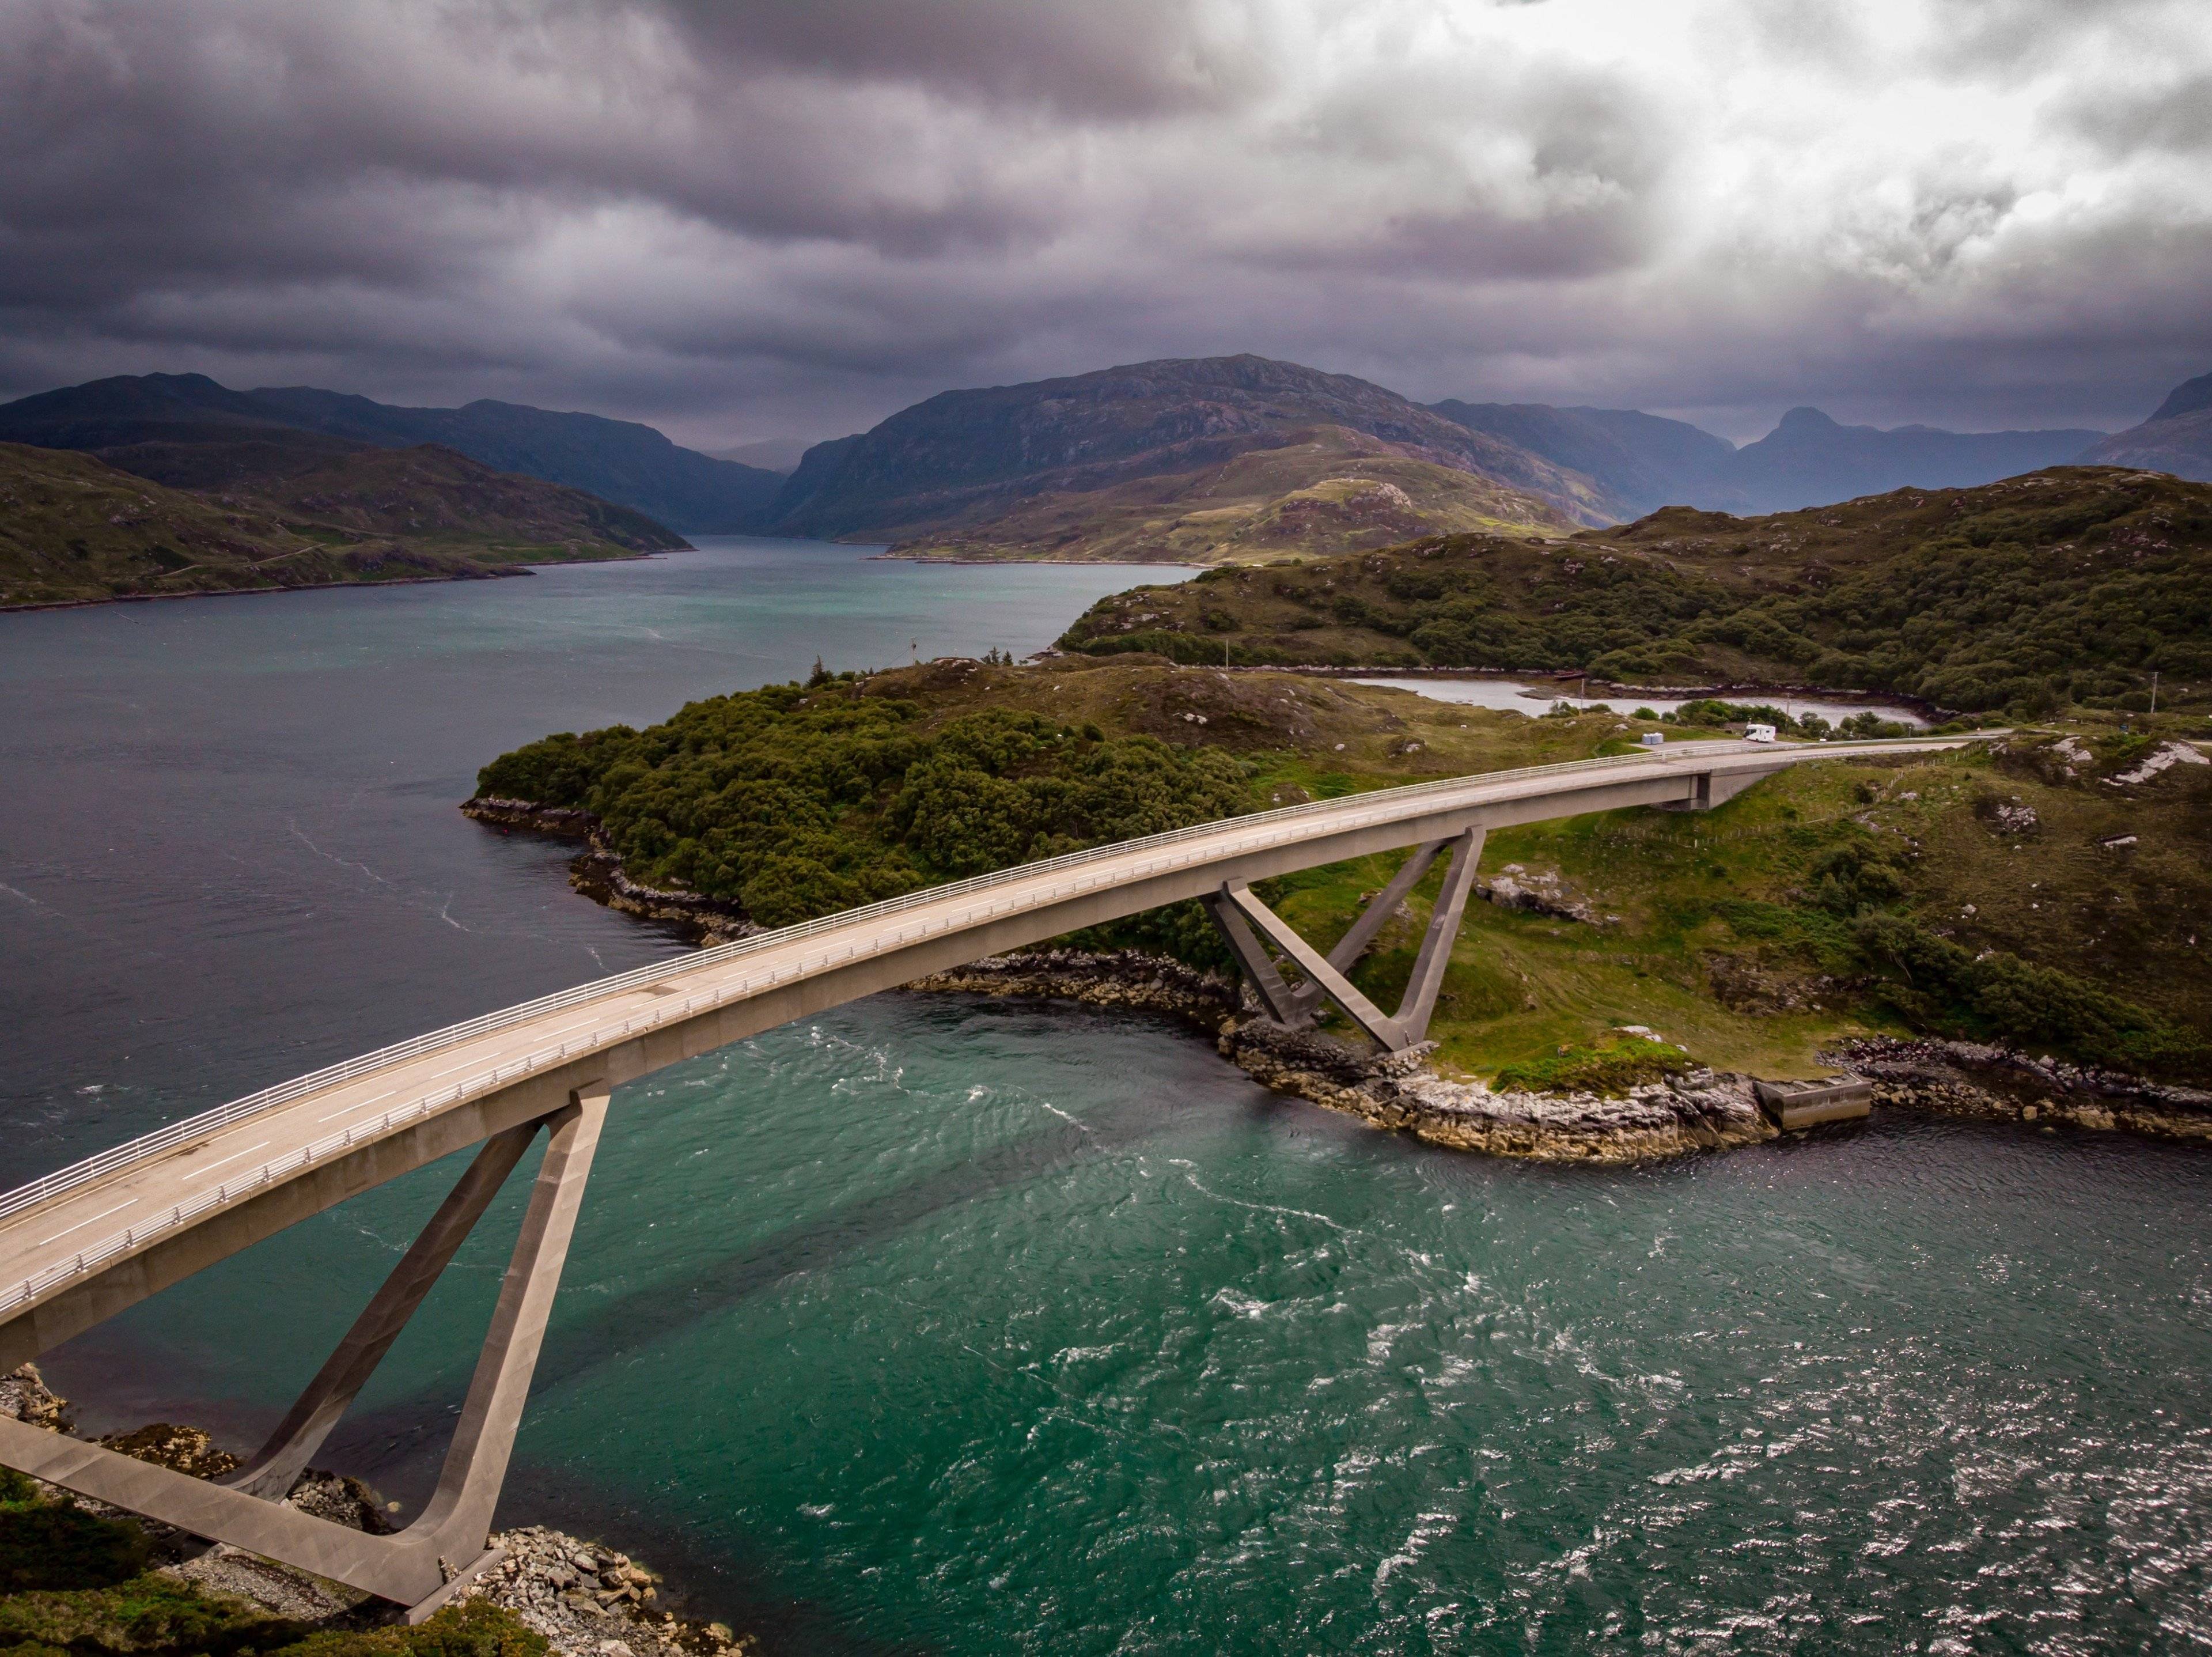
[1222,880,1411,1051]
[224,1124,539,1500]
[396,1085,608,1617]
[1393,828,1484,1044]
[1204,892,1309,1026]
[1287,840,1445,1016]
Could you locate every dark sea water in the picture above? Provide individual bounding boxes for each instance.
[2,541,2207,1654]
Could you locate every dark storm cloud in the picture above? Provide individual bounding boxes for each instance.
[2,0,2208,446]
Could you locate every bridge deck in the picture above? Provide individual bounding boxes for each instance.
[0,733,1982,1357]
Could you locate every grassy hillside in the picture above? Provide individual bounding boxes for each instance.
[0,370,783,533]
[1056,466,2212,715]
[236,444,684,556]
[0,442,683,608]
[471,657,2210,1087]
[888,425,1576,563]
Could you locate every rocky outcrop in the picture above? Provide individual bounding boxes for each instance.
[459,1526,756,1657]
[908,950,1775,1162]
[462,799,759,944]
[566,848,756,944]
[1477,863,1607,925]
[96,1422,241,1479]
[1832,1036,2212,1143]
[1226,1017,1775,1162]
[1,1361,67,1429]
[462,801,756,942]
[905,949,1243,1032]
[461,796,598,836]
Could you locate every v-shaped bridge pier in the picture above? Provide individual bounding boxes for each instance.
[0,1087,609,1618]
[1205,826,1484,1051]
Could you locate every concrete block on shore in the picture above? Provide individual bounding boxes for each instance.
[1754,1075,1873,1129]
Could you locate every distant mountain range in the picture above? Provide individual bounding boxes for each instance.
[2083,370,2212,482]
[7,361,2210,572]
[1426,400,2108,518]
[709,437,813,474]
[766,359,2210,555]
[0,373,782,534]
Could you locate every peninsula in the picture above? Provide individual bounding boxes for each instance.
[465,651,2210,1159]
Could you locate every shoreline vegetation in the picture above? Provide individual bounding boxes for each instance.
[0,1367,762,1657]
[463,651,2211,1156]
[0,561,652,615]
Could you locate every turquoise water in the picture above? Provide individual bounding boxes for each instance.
[4,545,2209,1653]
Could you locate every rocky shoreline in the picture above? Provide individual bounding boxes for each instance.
[0,1364,758,1656]
[908,950,1778,1163]
[462,799,760,943]
[1831,1036,2212,1143]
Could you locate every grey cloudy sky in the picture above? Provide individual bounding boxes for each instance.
[4,0,2209,446]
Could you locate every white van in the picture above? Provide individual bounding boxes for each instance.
[1744,723,1777,743]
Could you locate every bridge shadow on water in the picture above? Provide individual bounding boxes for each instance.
[54,998,1289,1652]
[361,1000,1275,1649]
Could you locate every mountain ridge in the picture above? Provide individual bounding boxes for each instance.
[764,354,1609,546]
[1427,396,2108,517]
[2084,368,2212,482]
[0,374,782,534]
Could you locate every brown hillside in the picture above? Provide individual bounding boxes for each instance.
[888,425,1577,563]
[0,442,684,608]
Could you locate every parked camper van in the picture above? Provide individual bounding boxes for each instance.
[1744,723,1778,743]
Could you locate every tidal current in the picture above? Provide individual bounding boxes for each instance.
[2,540,2206,1654]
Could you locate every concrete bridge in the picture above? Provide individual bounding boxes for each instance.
[0,733,1985,1614]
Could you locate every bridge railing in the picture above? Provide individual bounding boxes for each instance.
[0,735,1961,1240]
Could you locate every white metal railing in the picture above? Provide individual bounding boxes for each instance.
[0,733,1975,1311]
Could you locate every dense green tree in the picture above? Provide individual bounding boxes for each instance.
[478,691,1255,931]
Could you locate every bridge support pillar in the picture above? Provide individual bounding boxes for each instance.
[1654,768,1776,812]
[1202,892,1309,1026]
[1211,827,1485,1052]
[0,1084,609,1619]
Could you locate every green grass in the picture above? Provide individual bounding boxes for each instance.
[1492,1036,1694,1095]
[1229,730,2207,1087]
[0,1469,546,1657]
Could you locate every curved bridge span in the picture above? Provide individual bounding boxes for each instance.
[0,733,1983,1610]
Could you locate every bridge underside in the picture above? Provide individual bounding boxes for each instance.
[0,747,1839,1612]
